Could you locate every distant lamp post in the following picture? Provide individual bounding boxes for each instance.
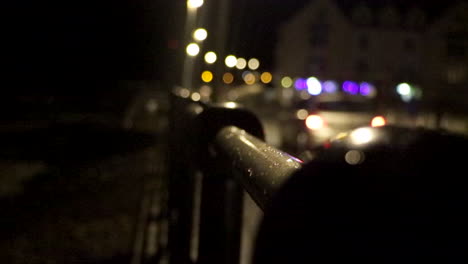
[182,0,204,90]
[235,58,247,70]
[225,55,238,68]
[186,43,200,57]
[248,58,260,70]
[193,28,208,41]
[204,51,217,64]
[187,0,204,9]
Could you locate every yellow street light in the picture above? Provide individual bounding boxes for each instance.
[223,73,234,84]
[186,43,200,56]
[248,58,260,70]
[201,71,214,83]
[236,58,247,70]
[225,55,237,68]
[260,72,273,84]
[193,28,208,41]
[204,51,217,64]
[244,72,256,85]
[187,0,204,9]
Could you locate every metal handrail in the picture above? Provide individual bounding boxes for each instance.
[166,91,304,264]
[213,126,302,211]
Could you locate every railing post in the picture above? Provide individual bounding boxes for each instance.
[166,93,203,264]
[196,103,264,264]
[197,160,243,264]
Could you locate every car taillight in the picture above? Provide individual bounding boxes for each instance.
[371,116,386,127]
[305,115,325,130]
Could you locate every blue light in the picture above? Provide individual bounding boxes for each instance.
[307,77,322,95]
[343,81,359,94]
[323,80,338,93]
[294,78,307,90]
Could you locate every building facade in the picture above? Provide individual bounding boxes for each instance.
[274,0,468,111]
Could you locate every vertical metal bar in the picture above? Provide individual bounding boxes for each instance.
[166,95,199,264]
[197,164,243,264]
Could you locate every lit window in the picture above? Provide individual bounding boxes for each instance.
[446,32,466,57]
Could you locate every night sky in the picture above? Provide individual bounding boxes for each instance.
[3,0,459,90]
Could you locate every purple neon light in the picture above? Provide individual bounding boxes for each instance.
[359,82,373,96]
[343,81,359,94]
[294,78,307,90]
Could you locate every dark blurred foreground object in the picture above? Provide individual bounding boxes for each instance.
[0,123,156,165]
[254,126,468,262]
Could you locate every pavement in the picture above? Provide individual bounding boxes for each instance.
[0,105,166,263]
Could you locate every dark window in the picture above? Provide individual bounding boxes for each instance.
[358,34,369,51]
[404,38,415,51]
[356,59,369,74]
[307,56,326,73]
[309,23,329,47]
[446,32,467,57]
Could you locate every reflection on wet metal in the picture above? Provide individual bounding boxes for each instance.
[214,126,302,210]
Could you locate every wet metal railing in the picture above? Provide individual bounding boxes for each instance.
[165,90,302,264]
[213,126,302,210]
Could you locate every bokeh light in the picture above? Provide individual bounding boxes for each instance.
[225,55,238,68]
[248,58,260,70]
[296,109,309,120]
[223,72,234,84]
[191,92,201,101]
[236,58,247,70]
[396,83,412,96]
[260,72,273,84]
[204,51,217,64]
[186,43,200,56]
[306,77,322,95]
[371,116,387,127]
[397,83,413,102]
[345,150,365,165]
[281,77,293,88]
[200,85,212,97]
[306,115,325,130]
[244,72,256,85]
[180,88,190,98]
[350,128,374,145]
[343,81,359,94]
[294,78,307,90]
[201,71,213,83]
[187,0,204,9]
[193,28,208,41]
[323,80,338,93]
[360,82,377,98]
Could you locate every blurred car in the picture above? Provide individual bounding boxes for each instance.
[294,98,387,150]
